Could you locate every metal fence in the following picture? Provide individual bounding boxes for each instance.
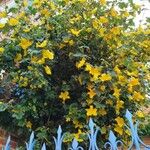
[2,110,150,150]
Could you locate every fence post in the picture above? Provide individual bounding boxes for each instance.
[88,118,99,150]
[126,110,150,150]
[53,125,64,150]
[26,132,35,150]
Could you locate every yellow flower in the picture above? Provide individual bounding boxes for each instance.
[59,91,70,103]
[100,73,112,81]
[136,111,144,118]
[66,117,71,122]
[19,38,33,50]
[8,18,19,26]
[113,87,121,99]
[133,91,144,101]
[128,85,133,93]
[99,0,106,5]
[20,77,28,87]
[99,28,105,36]
[49,1,56,10]
[0,47,4,54]
[0,23,6,29]
[76,58,86,69]
[23,28,31,32]
[26,121,32,129]
[86,28,92,33]
[36,40,48,48]
[106,99,113,106]
[110,27,121,35]
[14,53,22,62]
[85,63,92,72]
[33,0,42,8]
[118,75,127,85]
[125,129,131,136]
[116,100,124,108]
[73,120,83,128]
[98,108,107,116]
[115,117,124,127]
[99,85,105,92]
[114,65,121,74]
[87,88,96,99]
[114,125,123,135]
[69,40,74,46]
[33,0,40,4]
[87,84,94,90]
[42,50,54,60]
[126,70,138,77]
[129,77,140,86]
[70,29,81,37]
[86,105,97,117]
[41,8,50,17]
[123,11,129,18]
[69,14,82,24]
[110,8,118,17]
[92,19,99,29]
[0,11,7,18]
[116,100,124,114]
[44,65,52,75]
[27,66,33,70]
[89,67,101,80]
[74,129,84,142]
[37,57,45,64]
[17,12,25,19]
[99,16,108,24]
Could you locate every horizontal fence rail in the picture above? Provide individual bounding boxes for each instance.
[2,110,150,150]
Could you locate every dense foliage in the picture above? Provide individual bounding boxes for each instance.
[0,0,150,147]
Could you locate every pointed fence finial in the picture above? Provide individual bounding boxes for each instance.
[88,118,99,150]
[3,136,10,150]
[125,109,150,150]
[26,132,36,150]
[41,143,46,150]
[53,125,64,150]
[125,109,133,122]
[104,131,123,150]
[2,112,150,150]
[69,138,84,150]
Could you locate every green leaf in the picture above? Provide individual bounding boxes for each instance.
[118,2,128,9]
[69,52,88,58]
[27,6,37,15]
[93,101,105,109]
[0,103,8,111]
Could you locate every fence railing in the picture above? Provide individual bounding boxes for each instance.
[2,110,150,150]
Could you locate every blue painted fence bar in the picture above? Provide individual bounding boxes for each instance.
[2,110,150,150]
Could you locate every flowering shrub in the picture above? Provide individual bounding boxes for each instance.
[0,0,150,146]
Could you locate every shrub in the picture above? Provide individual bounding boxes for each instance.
[0,0,149,147]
